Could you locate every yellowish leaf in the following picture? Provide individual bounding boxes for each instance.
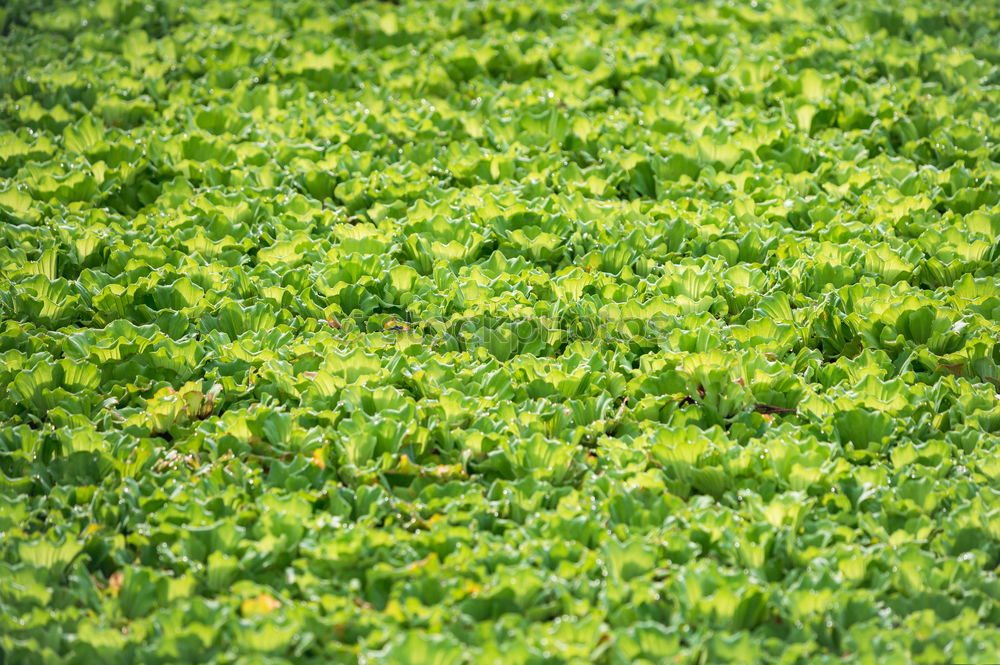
[241,593,281,617]
[311,447,327,470]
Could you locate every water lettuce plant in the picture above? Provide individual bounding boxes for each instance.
[1,0,999,663]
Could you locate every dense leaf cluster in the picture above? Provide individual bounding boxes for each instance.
[1,0,999,663]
